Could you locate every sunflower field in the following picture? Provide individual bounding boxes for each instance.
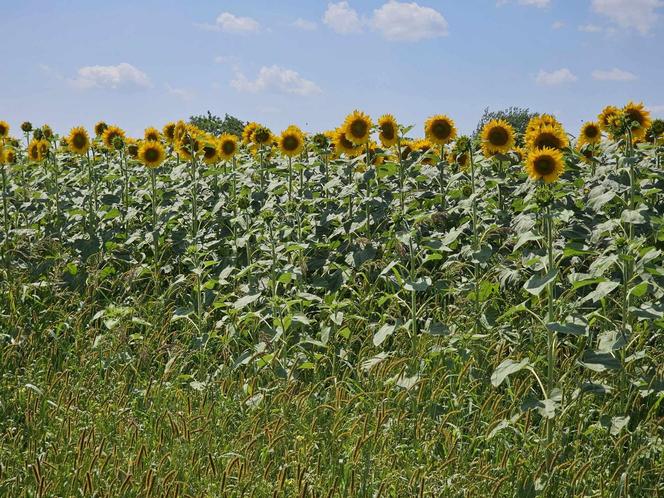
[1,104,663,496]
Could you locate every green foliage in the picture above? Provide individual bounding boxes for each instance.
[189,110,245,136]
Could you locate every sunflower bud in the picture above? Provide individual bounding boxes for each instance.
[462,184,472,197]
[616,237,628,250]
[237,196,250,210]
[535,185,553,208]
[261,209,275,224]
[33,128,43,140]
[21,121,33,133]
[113,136,125,151]
[41,125,53,140]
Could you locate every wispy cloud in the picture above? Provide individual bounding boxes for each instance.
[592,68,637,81]
[166,84,195,101]
[591,0,663,35]
[323,1,363,34]
[231,65,322,96]
[198,12,260,34]
[370,1,448,41]
[535,68,578,86]
[292,18,317,31]
[69,63,151,90]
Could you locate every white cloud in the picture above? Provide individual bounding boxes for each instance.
[70,63,151,90]
[592,68,637,81]
[591,0,663,34]
[535,68,578,86]
[370,1,448,41]
[231,65,322,96]
[323,2,363,34]
[578,23,603,32]
[166,84,195,101]
[292,18,317,30]
[552,21,565,29]
[497,0,550,7]
[212,12,260,33]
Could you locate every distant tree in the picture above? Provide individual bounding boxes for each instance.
[189,111,245,137]
[474,107,539,145]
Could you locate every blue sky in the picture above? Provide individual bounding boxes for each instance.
[1,0,663,138]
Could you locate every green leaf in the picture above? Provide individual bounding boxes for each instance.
[621,209,646,224]
[581,281,620,303]
[546,317,588,336]
[233,293,261,310]
[524,269,557,296]
[491,358,531,387]
[373,323,396,347]
[578,351,621,372]
[404,277,431,292]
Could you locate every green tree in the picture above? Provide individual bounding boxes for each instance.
[189,111,245,137]
[474,106,539,145]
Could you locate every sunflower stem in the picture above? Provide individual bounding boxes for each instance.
[288,156,293,204]
[150,167,159,279]
[468,146,480,333]
[1,163,10,264]
[397,138,405,216]
[545,198,556,445]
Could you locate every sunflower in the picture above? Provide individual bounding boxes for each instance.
[578,122,601,146]
[278,125,305,157]
[242,122,259,144]
[252,125,272,146]
[333,127,363,157]
[138,140,166,168]
[377,114,398,148]
[218,134,238,161]
[202,136,221,165]
[28,139,46,162]
[173,121,187,145]
[0,120,9,138]
[526,114,561,136]
[102,125,126,148]
[94,121,108,137]
[623,101,652,141]
[67,126,90,155]
[144,127,161,142]
[525,147,564,183]
[526,125,569,151]
[162,122,176,144]
[598,106,620,131]
[343,110,372,145]
[425,114,457,146]
[41,125,53,140]
[411,138,435,164]
[126,138,139,158]
[481,119,515,156]
[3,148,16,164]
[578,145,596,164]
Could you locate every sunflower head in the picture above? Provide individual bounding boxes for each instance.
[377,114,398,148]
[526,125,569,151]
[144,127,161,142]
[27,139,46,162]
[334,127,363,157]
[94,121,108,137]
[242,122,259,144]
[425,114,457,146]
[102,125,126,149]
[126,138,140,158]
[481,119,515,157]
[623,101,652,141]
[577,144,596,164]
[138,140,166,168]
[0,120,9,138]
[312,132,331,150]
[646,119,664,142]
[41,125,53,140]
[21,122,33,133]
[525,147,565,183]
[67,126,90,155]
[4,148,16,164]
[218,134,238,161]
[252,125,272,146]
[162,122,176,144]
[578,122,601,146]
[173,121,187,144]
[343,110,372,145]
[598,106,620,131]
[202,136,221,165]
[411,138,435,164]
[279,125,305,157]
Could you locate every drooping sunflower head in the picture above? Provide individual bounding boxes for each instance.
[526,125,569,151]
[21,122,33,133]
[333,127,363,157]
[525,147,565,183]
[41,125,53,140]
[279,125,305,157]
[578,122,601,146]
[577,144,596,164]
[173,120,187,145]
[162,122,176,144]
[138,140,166,168]
[242,122,259,144]
[218,134,238,161]
[94,121,108,137]
[126,138,140,158]
[343,110,373,145]
[425,114,457,146]
[252,125,272,146]
[647,119,664,142]
[411,138,435,164]
[144,127,161,142]
[0,120,9,138]
[102,125,126,149]
[377,114,398,148]
[67,126,90,155]
[312,132,331,151]
[598,106,620,131]
[481,119,515,157]
[202,135,221,165]
[3,148,16,164]
[623,101,652,141]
